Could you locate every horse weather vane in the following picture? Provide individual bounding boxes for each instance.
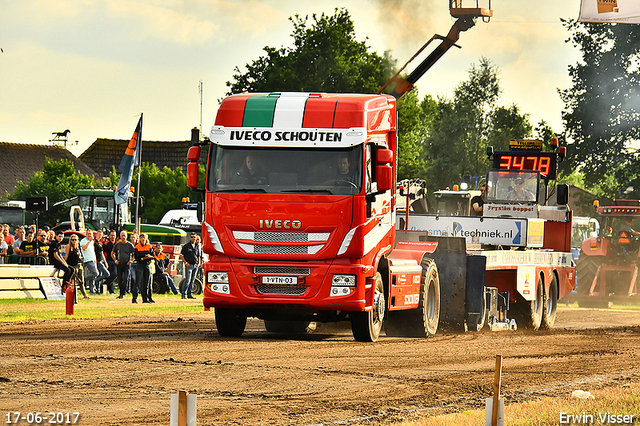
[50,129,77,147]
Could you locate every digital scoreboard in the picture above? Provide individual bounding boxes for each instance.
[492,151,558,180]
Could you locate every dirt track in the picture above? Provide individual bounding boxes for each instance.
[1,306,639,426]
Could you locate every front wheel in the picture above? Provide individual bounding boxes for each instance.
[215,308,247,337]
[351,273,385,342]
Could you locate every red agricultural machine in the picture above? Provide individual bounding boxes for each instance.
[576,200,640,307]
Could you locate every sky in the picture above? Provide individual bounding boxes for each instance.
[0,0,584,157]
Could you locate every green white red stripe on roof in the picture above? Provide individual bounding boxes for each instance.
[211,92,395,147]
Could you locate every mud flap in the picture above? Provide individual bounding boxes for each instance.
[417,235,487,331]
[418,236,464,329]
[465,255,486,331]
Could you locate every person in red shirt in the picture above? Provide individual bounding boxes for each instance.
[2,225,14,246]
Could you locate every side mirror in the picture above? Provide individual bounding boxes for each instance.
[376,165,393,192]
[376,148,393,165]
[187,162,199,189]
[557,184,569,205]
[187,146,201,162]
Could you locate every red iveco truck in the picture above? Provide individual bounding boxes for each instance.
[184,2,504,341]
[185,92,491,341]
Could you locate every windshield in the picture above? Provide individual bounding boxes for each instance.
[78,195,118,231]
[208,146,363,195]
[486,170,540,204]
[572,218,599,247]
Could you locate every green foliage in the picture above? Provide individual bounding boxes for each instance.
[127,163,201,224]
[8,158,100,226]
[226,8,395,94]
[397,90,437,180]
[422,58,532,194]
[560,19,640,197]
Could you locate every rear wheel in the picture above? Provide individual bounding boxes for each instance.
[541,274,558,329]
[351,273,385,342]
[385,258,440,337]
[576,253,602,296]
[215,308,247,337]
[512,275,544,330]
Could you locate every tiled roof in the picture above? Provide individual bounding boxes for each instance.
[79,138,201,178]
[0,142,97,197]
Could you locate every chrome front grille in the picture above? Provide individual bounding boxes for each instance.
[233,230,329,256]
[254,266,311,275]
[256,285,307,296]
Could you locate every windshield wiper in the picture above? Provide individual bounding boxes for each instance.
[281,189,334,194]
[216,188,268,193]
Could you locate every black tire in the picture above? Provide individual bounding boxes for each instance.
[351,273,385,342]
[152,276,167,294]
[541,274,558,330]
[512,275,544,330]
[264,320,316,334]
[215,308,247,337]
[179,276,204,295]
[384,258,440,337]
[575,253,602,296]
[192,278,203,295]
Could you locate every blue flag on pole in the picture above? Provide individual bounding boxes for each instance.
[115,114,143,205]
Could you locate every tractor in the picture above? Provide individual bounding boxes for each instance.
[576,199,640,307]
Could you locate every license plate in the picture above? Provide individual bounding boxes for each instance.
[262,275,297,285]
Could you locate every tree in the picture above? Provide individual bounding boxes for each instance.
[226,8,395,95]
[560,20,640,197]
[422,58,532,194]
[396,90,438,180]
[9,158,100,227]
[109,163,206,225]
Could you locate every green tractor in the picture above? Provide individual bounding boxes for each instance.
[53,188,187,246]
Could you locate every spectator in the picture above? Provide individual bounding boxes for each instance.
[113,231,134,299]
[102,230,118,294]
[12,227,25,254]
[133,233,155,304]
[65,235,88,298]
[2,225,14,246]
[19,230,38,264]
[47,229,55,243]
[179,233,200,299]
[80,230,99,294]
[36,229,50,262]
[93,230,110,294]
[0,234,7,264]
[48,230,73,291]
[154,243,179,295]
[129,233,139,293]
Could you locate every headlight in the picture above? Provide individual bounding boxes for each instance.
[332,274,356,286]
[207,271,228,283]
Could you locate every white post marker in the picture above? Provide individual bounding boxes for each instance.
[170,391,197,426]
[485,354,504,426]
